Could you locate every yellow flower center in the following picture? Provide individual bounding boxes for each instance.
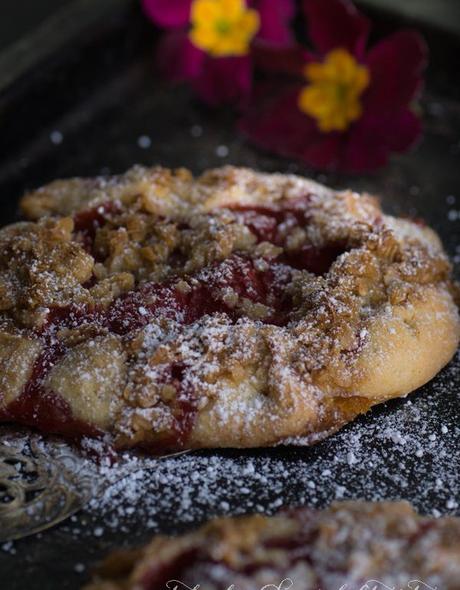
[298,49,370,132]
[189,0,260,58]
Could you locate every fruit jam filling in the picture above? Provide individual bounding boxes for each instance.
[73,200,122,256]
[0,341,100,439]
[0,197,347,445]
[229,197,346,274]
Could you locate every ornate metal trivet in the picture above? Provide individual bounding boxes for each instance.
[0,436,95,542]
[0,426,192,542]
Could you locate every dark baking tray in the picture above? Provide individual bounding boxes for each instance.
[0,1,459,588]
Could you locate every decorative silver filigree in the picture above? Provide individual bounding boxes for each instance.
[0,427,192,542]
[0,435,95,542]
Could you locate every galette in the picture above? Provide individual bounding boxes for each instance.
[0,166,458,452]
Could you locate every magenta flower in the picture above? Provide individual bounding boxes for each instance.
[240,0,428,172]
[142,0,295,106]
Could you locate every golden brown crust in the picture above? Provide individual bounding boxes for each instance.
[84,501,460,589]
[0,166,457,451]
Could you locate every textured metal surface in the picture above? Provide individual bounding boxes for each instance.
[0,3,458,589]
[0,430,190,543]
[0,435,94,542]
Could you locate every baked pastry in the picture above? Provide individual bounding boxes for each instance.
[84,501,460,589]
[0,166,458,452]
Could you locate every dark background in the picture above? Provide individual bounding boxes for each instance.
[1,0,460,52]
[0,0,73,50]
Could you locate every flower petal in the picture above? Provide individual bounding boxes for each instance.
[302,0,370,58]
[377,108,422,152]
[141,0,192,29]
[253,0,295,45]
[239,85,342,169]
[193,55,253,106]
[341,123,390,172]
[365,31,428,112]
[240,82,422,172]
[342,108,422,172]
[156,32,205,81]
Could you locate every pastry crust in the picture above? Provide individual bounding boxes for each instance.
[0,166,458,452]
[84,501,460,589]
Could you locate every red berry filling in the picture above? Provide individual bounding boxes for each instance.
[73,200,121,256]
[0,330,101,439]
[229,197,346,274]
[107,255,293,335]
[230,196,313,243]
[140,549,200,590]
